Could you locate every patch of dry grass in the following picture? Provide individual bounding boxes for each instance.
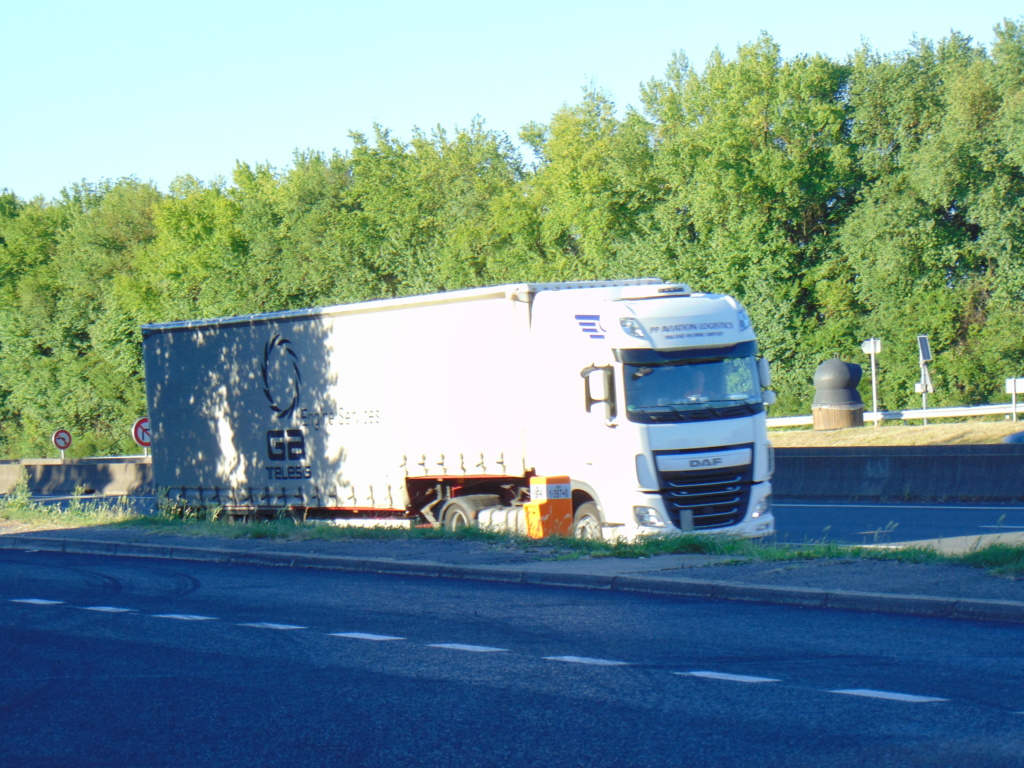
[768,421,1024,447]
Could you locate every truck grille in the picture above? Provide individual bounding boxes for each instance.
[658,461,752,530]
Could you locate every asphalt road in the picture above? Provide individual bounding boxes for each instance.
[2,550,1023,767]
[775,500,1024,545]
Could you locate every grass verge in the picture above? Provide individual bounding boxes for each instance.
[1,481,1021,578]
[0,476,137,528]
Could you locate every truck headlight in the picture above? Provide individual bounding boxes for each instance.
[751,495,772,519]
[633,506,665,527]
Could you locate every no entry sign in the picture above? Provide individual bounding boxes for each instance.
[132,417,151,448]
[52,429,72,451]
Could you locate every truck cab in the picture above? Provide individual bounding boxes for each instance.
[526,283,776,541]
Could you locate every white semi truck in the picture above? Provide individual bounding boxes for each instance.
[141,280,776,540]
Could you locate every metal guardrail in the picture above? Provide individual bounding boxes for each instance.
[767,402,1021,429]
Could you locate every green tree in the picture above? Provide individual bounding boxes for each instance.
[641,36,861,411]
[345,122,524,295]
[515,89,655,279]
[0,180,160,457]
[137,175,247,320]
[842,28,1024,408]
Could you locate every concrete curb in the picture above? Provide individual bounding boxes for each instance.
[3,534,1023,625]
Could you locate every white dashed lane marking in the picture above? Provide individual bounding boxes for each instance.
[428,643,507,653]
[82,606,135,613]
[678,671,780,683]
[831,689,949,703]
[544,655,629,666]
[6,597,1010,710]
[330,632,405,641]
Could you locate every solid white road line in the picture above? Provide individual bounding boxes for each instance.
[11,598,63,605]
[831,688,948,703]
[152,614,217,621]
[428,643,507,653]
[238,622,307,630]
[543,655,629,666]
[329,632,405,641]
[678,671,780,683]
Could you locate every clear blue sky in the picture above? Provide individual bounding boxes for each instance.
[2,1,1020,201]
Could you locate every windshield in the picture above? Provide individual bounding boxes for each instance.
[623,354,763,424]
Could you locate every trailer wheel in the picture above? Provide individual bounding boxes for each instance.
[572,502,602,541]
[443,500,475,531]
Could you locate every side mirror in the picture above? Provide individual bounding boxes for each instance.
[581,365,617,425]
[763,390,777,407]
[758,358,772,389]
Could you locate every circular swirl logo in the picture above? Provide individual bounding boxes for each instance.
[261,334,301,420]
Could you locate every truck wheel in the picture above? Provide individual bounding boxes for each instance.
[443,500,475,531]
[572,502,603,541]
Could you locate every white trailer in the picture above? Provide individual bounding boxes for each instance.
[142,280,776,540]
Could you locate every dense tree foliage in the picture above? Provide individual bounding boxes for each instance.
[1,23,1022,456]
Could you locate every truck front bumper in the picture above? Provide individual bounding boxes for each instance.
[612,481,775,541]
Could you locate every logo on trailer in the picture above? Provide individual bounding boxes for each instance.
[261,334,311,478]
[267,429,306,461]
[575,314,606,340]
[261,334,302,420]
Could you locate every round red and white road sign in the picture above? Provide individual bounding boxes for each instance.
[132,417,151,448]
[52,429,72,451]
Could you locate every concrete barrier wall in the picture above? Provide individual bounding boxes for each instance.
[0,458,152,497]
[774,445,1024,501]
[1,447,1021,502]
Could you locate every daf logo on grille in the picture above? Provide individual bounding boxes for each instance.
[656,448,751,474]
[689,457,723,468]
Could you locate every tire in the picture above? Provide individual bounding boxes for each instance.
[572,502,603,541]
[443,500,475,531]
